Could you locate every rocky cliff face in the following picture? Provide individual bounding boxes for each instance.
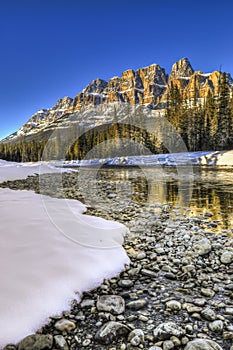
[3,58,232,141]
[166,59,224,102]
[170,57,194,79]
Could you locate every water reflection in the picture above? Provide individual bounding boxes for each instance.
[97,167,233,232]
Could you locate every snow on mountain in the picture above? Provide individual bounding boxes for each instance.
[3,57,232,143]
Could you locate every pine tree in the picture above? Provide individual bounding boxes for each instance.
[166,82,183,129]
[215,72,231,149]
[203,89,217,150]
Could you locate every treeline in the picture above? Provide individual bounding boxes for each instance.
[0,140,47,162]
[65,123,166,160]
[0,72,233,162]
[0,122,166,162]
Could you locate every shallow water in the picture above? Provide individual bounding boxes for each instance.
[87,167,233,233]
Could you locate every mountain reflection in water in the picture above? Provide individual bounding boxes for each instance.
[95,167,233,233]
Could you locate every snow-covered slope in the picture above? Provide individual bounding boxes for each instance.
[5,97,74,141]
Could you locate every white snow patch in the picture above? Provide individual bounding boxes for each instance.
[60,150,233,167]
[120,89,132,93]
[199,150,233,166]
[85,92,106,98]
[178,76,191,80]
[138,63,158,70]
[155,83,166,88]
[110,76,120,80]
[0,161,129,347]
[0,159,70,183]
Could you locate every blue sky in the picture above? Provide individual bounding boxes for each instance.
[1,0,233,140]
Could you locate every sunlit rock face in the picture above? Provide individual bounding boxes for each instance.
[169,57,194,79]
[3,57,232,142]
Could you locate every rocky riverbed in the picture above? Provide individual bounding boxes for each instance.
[1,171,233,350]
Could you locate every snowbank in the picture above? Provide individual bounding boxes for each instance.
[0,159,66,183]
[59,150,233,167]
[198,150,233,166]
[0,161,129,348]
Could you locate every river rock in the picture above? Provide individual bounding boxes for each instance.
[209,320,224,332]
[184,339,223,349]
[128,329,144,346]
[193,238,212,256]
[201,308,216,321]
[136,252,146,260]
[18,334,53,350]
[97,295,125,315]
[225,307,233,315]
[118,279,134,288]
[201,288,215,297]
[220,251,233,264]
[166,300,182,311]
[80,299,95,308]
[141,268,157,278]
[54,319,76,332]
[223,331,233,339]
[54,335,69,350]
[108,193,117,198]
[163,340,175,349]
[95,321,130,345]
[153,322,183,340]
[126,299,147,310]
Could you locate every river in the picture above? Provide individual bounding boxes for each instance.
[86,166,233,234]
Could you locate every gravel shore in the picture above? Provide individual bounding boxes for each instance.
[1,171,233,350]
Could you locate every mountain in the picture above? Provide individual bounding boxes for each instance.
[3,57,232,143]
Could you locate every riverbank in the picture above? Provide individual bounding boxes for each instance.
[1,172,233,350]
[59,150,233,168]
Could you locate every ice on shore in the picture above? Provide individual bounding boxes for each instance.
[0,161,129,348]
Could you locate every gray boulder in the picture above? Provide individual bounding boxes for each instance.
[184,339,223,350]
[153,322,183,340]
[95,321,130,345]
[97,295,125,315]
[220,250,233,264]
[193,238,212,256]
[18,334,53,350]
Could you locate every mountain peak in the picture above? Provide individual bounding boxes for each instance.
[82,78,108,94]
[3,57,233,143]
[170,57,194,79]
